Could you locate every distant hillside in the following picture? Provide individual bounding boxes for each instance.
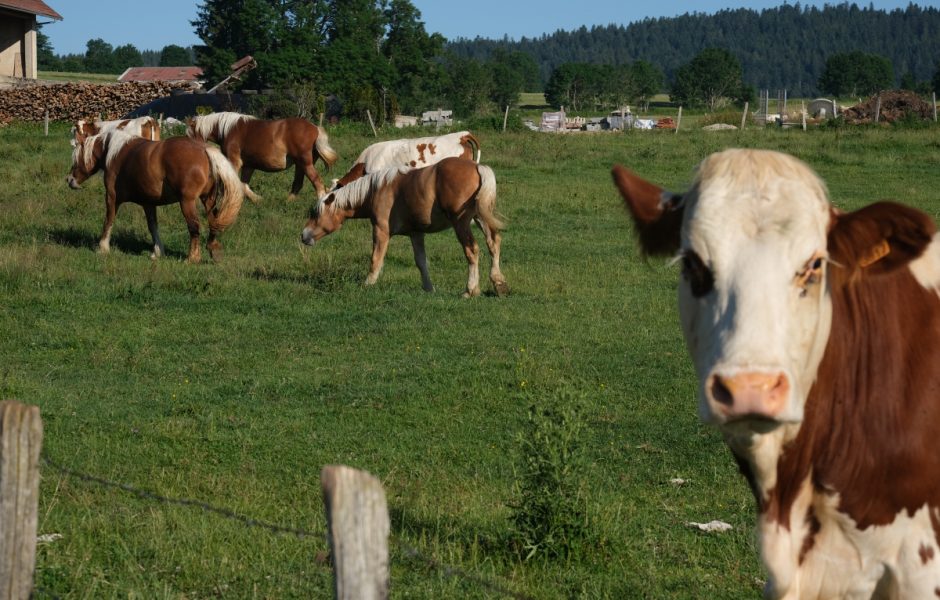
[446,3,940,96]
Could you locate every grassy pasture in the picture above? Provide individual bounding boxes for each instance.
[2,120,939,598]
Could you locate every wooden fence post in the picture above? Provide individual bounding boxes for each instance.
[0,401,43,600]
[365,110,378,137]
[321,465,389,600]
[502,105,509,132]
[933,92,937,122]
[43,110,48,137]
[675,106,682,134]
[740,101,748,130]
[874,94,881,123]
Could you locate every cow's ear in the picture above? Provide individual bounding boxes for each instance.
[828,201,936,276]
[612,164,683,256]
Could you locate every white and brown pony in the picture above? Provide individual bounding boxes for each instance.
[67,129,244,262]
[187,112,338,202]
[331,131,481,191]
[302,157,508,297]
[72,116,160,143]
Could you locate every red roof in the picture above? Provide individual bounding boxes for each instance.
[0,0,62,19]
[118,67,204,83]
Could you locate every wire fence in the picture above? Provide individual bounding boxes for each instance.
[39,452,534,600]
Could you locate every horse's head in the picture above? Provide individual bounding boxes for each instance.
[301,194,345,245]
[67,133,104,189]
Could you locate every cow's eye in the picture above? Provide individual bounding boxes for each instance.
[681,250,714,298]
[797,253,826,297]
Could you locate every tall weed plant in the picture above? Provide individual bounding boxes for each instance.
[509,386,591,562]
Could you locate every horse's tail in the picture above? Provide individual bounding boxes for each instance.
[314,125,339,170]
[463,132,482,163]
[204,146,245,231]
[475,164,503,231]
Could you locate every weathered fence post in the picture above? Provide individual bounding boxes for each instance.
[502,105,509,132]
[933,92,937,122]
[740,101,749,130]
[321,465,389,600]
[801,100,807,131]
[0,401,43,600]
[365,110,378,137]
[874,94,881,123]
[675,106,682,134]
[43,110,48,136]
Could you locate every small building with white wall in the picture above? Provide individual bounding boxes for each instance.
[0,0,61,80]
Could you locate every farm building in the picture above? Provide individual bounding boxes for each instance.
[118,66,204,86]
[0,0,61,80]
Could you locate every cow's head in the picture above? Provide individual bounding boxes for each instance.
[614,149,937,439]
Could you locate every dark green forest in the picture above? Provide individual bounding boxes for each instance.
[448,3,940,96]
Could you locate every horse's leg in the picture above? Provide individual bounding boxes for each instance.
[302,160,327,200]
[143,204,165,260]
[477,218,509,296]
[179,198,202,263]
[98,192,117,253]
[365,223,391,286]
[203,197,223,261]
[288,164,305,202]
[240,166,261,203]
[410,233,434,292]
[453,219,481,298]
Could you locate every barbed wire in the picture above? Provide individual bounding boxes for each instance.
[40,452,532,600]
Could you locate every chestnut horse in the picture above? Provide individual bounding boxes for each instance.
[187,112,338,202]
[330,131,480,191]
[67,129,244,262]
[72,116,160,142]
[301,157,508,297]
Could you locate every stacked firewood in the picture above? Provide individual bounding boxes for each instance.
[0,82,192,125]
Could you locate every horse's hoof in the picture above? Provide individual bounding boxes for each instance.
[494,280,510,297]
[461,288,481,299]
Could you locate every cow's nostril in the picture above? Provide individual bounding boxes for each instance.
[711,375,734,406]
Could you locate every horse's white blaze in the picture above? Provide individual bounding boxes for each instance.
[679,150,833,427]
[909,233,940,294]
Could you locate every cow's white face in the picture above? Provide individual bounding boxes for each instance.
[676,150,833,432]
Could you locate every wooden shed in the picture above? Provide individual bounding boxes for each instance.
[0,0,61,80]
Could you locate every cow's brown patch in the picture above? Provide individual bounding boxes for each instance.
[798,508,821,564]
[935,586,940,597]
[759,203,940,532]
[920,543,935,564]
[410,160,416,167]
[428,143,437,155]
[416,143,428,163]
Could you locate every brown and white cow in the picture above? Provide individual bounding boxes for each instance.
[613,148,940,599]
[330,131,480,191]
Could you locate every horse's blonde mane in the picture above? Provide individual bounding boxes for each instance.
[74,129,137,172]
[317,165,409,214]
[194,112,256,141]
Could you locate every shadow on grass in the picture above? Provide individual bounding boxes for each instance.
[48,227,185,259]
[248,264,362,290]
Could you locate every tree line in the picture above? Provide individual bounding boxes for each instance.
[39,1,940,121]
[448,2,940,97]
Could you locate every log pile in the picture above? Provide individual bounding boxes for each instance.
[0,81,192,125]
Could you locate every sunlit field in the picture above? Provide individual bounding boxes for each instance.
[2,118,938,598]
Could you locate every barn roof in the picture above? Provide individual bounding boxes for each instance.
[0,0,62,19]
[118,66,204,83]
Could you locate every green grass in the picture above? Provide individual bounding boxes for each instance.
[3,120,939,598]
[37,71,121,83]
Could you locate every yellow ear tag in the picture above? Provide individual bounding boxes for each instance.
[859,239,890,268]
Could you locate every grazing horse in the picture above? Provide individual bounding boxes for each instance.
[67,129,244,262]
[72,116,160,142]
[187,112,338,202]
[301,157,508,297]
[331,131,481,191]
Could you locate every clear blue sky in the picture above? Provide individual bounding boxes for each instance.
[43,0,937,56]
